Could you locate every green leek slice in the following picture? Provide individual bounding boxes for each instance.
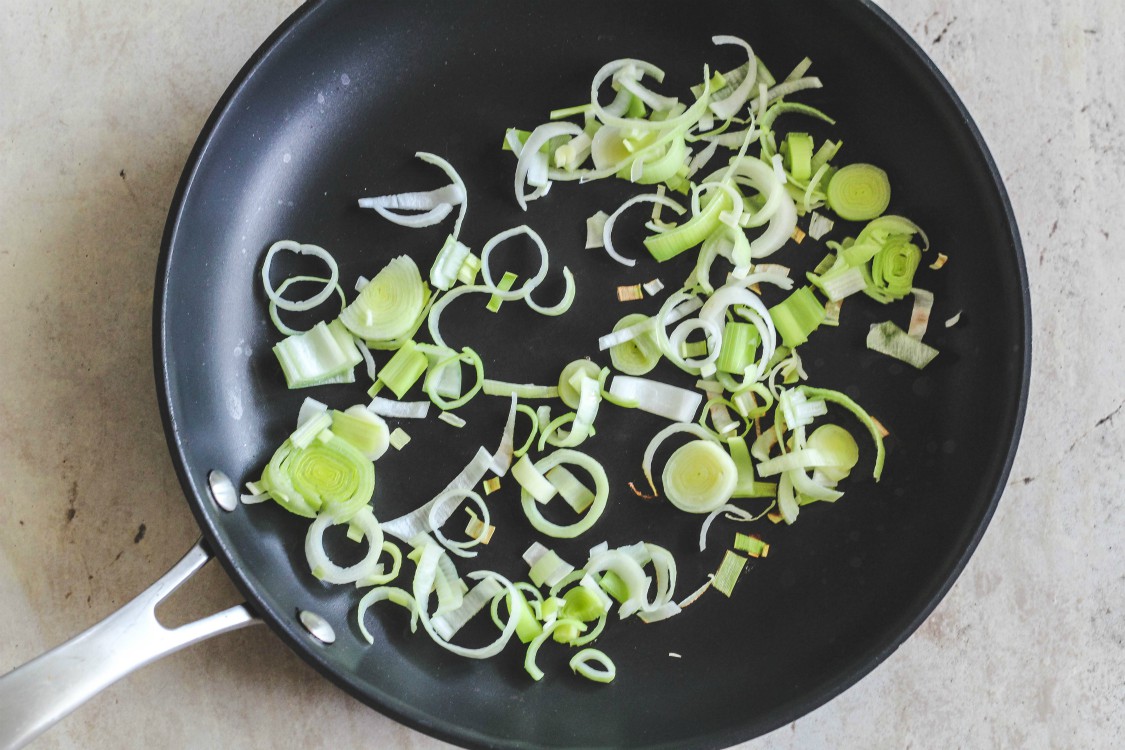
[826,163,891,221]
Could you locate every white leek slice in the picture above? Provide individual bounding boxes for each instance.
[586,211,609,249]
[428,489,489,559]
[513,454,558,505]
[357,586,418,642]
[358,152,468,237]
[662,440,737,514]
[641,422,720,495]
[807,211,835,240]
[367,397,431,419]
[756,448,830,477]
[430,235,473,291]
[597,295,702,351]
[295,397,329,431]
[708,36,759,122]
[602,193,687,267]
[546,465,595,513]
[273,320,362,389]
[519,450,609,538]
[608,376,703,423]
[305,507,384,585]
[569,649,616,683]
[339,255,427,342]
[431,576,504,641]
[515,122,584,210]
[380,446,494,541]
[413,540,519,659]
[490,395,519,476]
[261,240,340,312]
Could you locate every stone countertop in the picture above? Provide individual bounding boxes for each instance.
[0,1,1120,748]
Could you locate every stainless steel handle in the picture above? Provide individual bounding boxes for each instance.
[0,539,261,749]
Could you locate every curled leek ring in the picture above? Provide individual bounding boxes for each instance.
[261,240,340,312]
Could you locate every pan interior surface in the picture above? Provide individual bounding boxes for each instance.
[156,1,1028,748]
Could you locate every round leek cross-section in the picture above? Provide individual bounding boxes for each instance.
[263,435,375,521]
[826,163,891,221]
[661,440,737,514]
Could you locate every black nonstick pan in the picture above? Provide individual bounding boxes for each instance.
[0,1,1029,748]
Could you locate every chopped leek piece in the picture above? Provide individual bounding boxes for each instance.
[807,211,835,240]
[782,132,814,181]
[569,648,616,684]
[340,255,429,343]
[867,238,922,303]
[438,411,467,428]
[715,321,761,374]
[331,407,390,461]
[609,314,662,376]
[558,359,601,409]
[826,163,891,221]
[799,386,886,481]
[389,427,411,450]
[259,431,375,521]
[487,271,519,312]
[712,550,746,597]
[373,340,428,399]
[768,286,826,348]
[482,477,502,495]
[733,532,769,558]
[867,320,939,369]
[273,320,362,389]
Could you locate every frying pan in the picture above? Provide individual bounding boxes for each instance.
[0,0,1029,747]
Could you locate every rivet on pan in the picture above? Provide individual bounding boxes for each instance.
[299,610,336,644]
[208,470,239,512]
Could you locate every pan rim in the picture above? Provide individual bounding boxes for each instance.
[153,1,1031,747]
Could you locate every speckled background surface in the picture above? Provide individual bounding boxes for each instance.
[1,0,1121,748]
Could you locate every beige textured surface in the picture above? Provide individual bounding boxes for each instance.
[0,0,1120,748]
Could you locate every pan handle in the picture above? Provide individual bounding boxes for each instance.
[0,539,260,750]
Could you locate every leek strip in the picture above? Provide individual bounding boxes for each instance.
[261,240,340,312]
[598,294,702,351]
[712,550,746,597]
[569,649,616,684]
[268,275,346,336]
[608,376,703,422]
[482,379,559,399]
[490,395,520,476]
[520,450,609,538]
[603,193,687,267]
[513,454,559,505]
[486,272,518,312]
[305,507,384,584]
[357,587,419,642]
[698,503,773,552]
[867,320,939,369]
[513,404,540,458]
[546,465,596,514]
[908,288,935,340]
[428,284,526,349]
[367,397,430,419]
[644,185,731,262]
